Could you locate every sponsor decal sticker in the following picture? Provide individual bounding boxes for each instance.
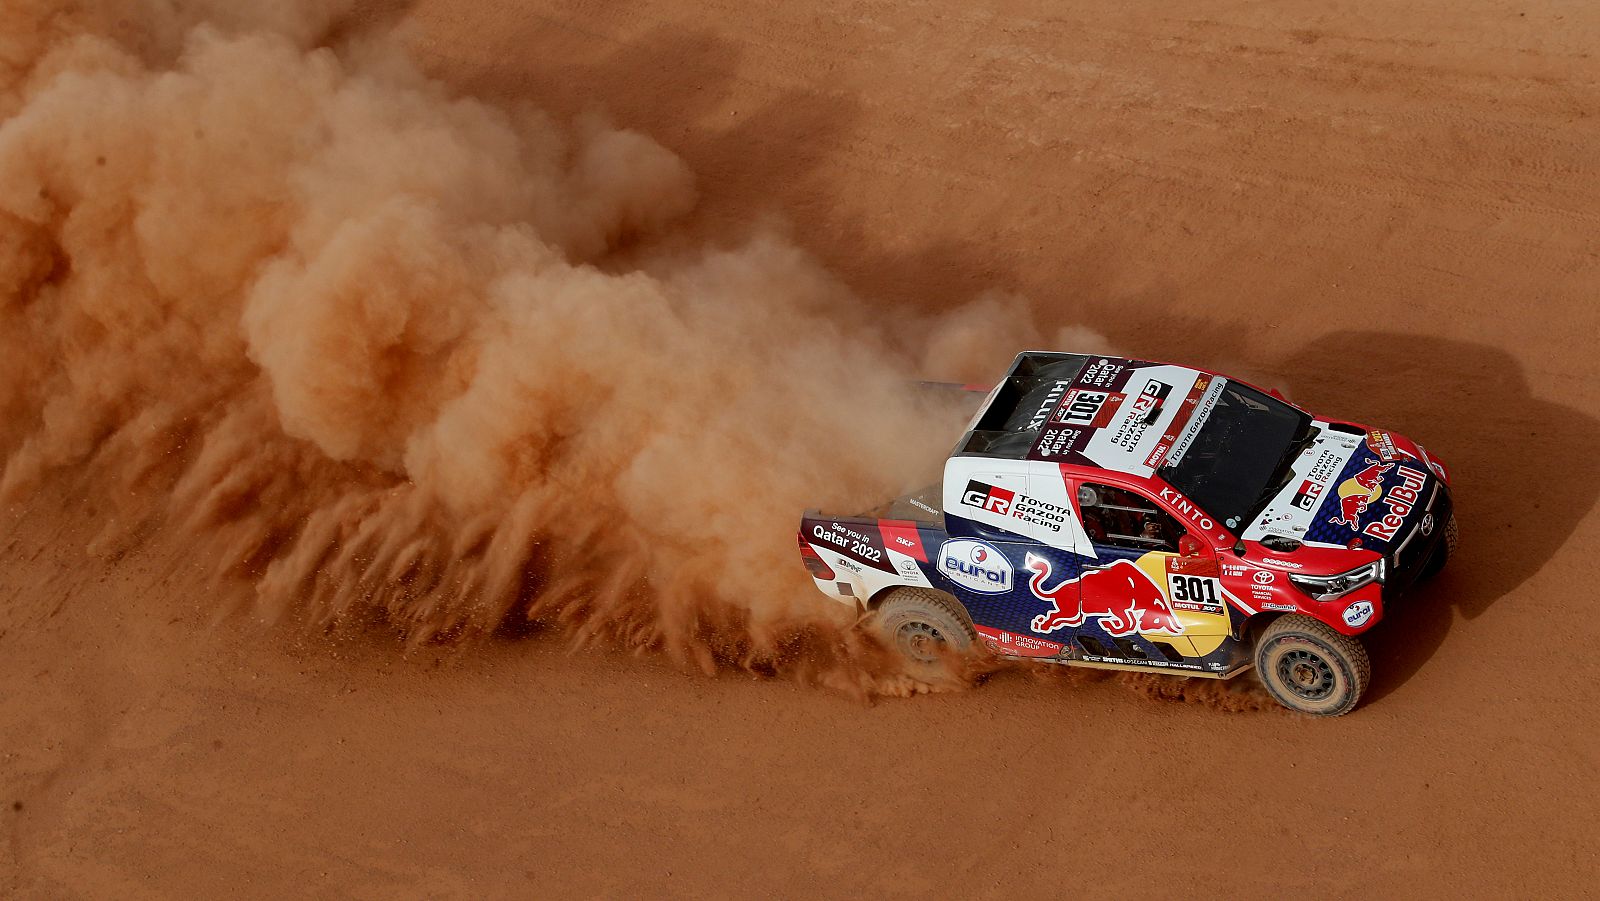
[1032,424,1082,460]
[1157,488,1217,532]
[808,520,893,572]
[1362,465,1428,542]
[1162,376,1226,469]
[962,479,1015,515]
[1328,460,1392,530]
[1027,553,1185,636]
[975,625,1063,659]
[939,539,1014,594]
[1145,375,1214,469]
[1166,556,1219,577]
[1166,572,1225,615]
[1343,600,1375,628]
[1077,358,1129,389]
[1252,570,1275,585]
[1365,429,1413,463]
[1052,389,1123,428]
[878,520,928,562]
[1025,380,1073,430]
[1291,479,1324,511]
[1106,379,1172,452]
[961,480,1074,534]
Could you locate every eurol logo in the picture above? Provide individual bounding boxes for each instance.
[939,539,1014,595]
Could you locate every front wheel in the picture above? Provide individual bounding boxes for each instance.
[1420,513,1459,582]
[1255,615,1371,716]
[872,588,976,671]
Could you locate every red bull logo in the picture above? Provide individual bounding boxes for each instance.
[1025,553,1183,637]
[1329,461,1392,529]
[1363,464,1428,541]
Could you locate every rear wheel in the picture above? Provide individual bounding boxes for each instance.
[1255,615,1370,716]
[873,588,976,669]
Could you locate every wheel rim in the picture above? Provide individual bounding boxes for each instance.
[895,620,946,664]
[1276,648,1336,701]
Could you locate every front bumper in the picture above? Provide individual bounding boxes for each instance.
[1383,482,1454,599]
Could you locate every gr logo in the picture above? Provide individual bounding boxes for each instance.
[962,480,1015,515]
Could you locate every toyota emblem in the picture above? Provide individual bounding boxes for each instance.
[1420,514,1435,537]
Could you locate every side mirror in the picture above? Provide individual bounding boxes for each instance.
[1179,535,1203,558]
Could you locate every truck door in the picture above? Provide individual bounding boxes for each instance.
[936,469,1048,652]
[1031,482,1231,667]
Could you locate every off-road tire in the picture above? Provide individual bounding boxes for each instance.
[1255,614,1370,716]
[1420,512,1459,582]
[873,588,977,669]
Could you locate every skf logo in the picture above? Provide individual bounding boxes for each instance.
[962,480,1015,515]
[1329,461,1392,529]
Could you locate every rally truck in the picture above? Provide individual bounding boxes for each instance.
[798,352,1456,715]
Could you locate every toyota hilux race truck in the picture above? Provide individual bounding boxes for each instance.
[798,352,1456,715]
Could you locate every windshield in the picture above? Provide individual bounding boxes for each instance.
[1158,381,1311,532]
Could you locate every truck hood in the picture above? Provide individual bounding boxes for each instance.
[1244,423,1448,555]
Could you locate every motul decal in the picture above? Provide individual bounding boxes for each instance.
[1145,375,1210,469]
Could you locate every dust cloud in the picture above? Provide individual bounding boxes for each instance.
[0,1,1097,690]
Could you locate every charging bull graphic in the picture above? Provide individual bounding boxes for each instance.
[1330,461,1393,529]
[1026,553,1183,636]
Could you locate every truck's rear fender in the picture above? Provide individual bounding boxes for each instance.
[799,512,946,607]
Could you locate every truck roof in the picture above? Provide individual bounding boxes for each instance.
[955,352,1225,479]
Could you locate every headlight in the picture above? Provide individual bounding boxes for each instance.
[1288,559,1385,601]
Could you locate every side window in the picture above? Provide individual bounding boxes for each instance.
[1077,483,1183,553]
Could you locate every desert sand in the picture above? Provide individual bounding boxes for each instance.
[4,0,1599,897]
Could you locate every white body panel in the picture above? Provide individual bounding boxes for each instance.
[1241,421,1362,545]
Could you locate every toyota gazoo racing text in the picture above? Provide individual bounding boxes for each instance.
[797,352,1456,715]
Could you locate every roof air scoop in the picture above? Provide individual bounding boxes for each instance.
[1260,534,1303,553]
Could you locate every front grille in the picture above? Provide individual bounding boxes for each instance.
[1385,485,1452,599]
